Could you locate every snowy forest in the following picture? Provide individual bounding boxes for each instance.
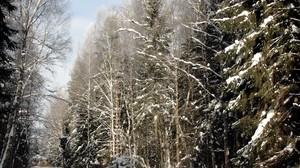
[1,0,300,167]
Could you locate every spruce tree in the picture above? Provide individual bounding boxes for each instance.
[0,0,17,167]
[215,0,300,166]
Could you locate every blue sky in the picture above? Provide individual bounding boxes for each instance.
[48,0,124,89]
[70,0,124,48]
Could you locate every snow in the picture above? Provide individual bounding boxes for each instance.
[223,68,230,72]
[228,95,241,110]
[180,116,189,121]
[194,145,201,152]
[225,31,259,54]
[238,11,250,17]
[247,31,260,39]
[216,3,242,14]
[260,16,273,28]
[215,9,249,22]
[283,96,291,105]
[225,40,238,53]
[215,102,222,110]
[226,75,240,84]
[225,51,262,84]
[236,41,244,54]
[292,24,299,33]
[136,94,146,100]
[251,53,262,66]
[251,110,274,142]
[293,102,300,108]
[237,110,275,158]
[260,110,266,117]
[32,167,61,168]
[238,69,248,76]
[249,110,275,143]
[147,45,153,49]
[108,155,146,168]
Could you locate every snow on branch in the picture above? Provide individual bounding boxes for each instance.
[171,54,221,78]
[255,141,297,167]
[126,18,148,27]
[117,28,147,40]
[216,2,243,14]
[224,31,260,54]
[136,51,173,72]
[212,11,250,23]
[236,110,275,158]
[187,0,211,16]
[176,65,215,97]
[181,23,222,41]
[46,94,72,105]
[175,154,191,168]
[260,16,273,28]
[191,36,219,54]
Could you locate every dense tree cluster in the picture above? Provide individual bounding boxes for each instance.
[1,0,299,167]
[55,0,300,167]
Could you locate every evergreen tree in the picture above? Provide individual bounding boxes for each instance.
[0,0,18,167]
[215,0,300,166]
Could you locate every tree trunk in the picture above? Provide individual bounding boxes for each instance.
[223,111,229,168]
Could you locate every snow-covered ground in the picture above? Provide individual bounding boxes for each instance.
[32,167,61,168]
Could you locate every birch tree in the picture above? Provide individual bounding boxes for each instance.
[0,0,70,167]
[66,14,123,166]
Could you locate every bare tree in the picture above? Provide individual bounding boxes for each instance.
[0,0,70,167]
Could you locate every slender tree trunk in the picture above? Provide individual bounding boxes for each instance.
[115,79,119,155]
[210,127,216,168]
[175,68,180,164]
[86,51,91,168]
[108,36,115,159]
[224,111,229,168]
[165,128,171,168]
